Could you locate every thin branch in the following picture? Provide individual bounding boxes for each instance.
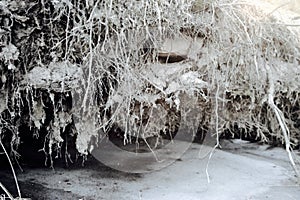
[265,64,299,176]
[0,182,14,200]
[0,139,21,198]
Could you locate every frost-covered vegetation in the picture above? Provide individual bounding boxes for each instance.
[0,0,300,174]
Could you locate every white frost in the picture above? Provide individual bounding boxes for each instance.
[21,61,83,92]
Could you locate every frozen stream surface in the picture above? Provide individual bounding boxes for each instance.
[1,140,300,200]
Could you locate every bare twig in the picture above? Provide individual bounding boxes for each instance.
[0,139,21,198]
[265,64,300,177]
[0,181,14,200]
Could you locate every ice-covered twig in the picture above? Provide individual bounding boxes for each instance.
[265,64,299,177]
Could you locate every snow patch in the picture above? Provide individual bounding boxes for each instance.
[21,61,83,92]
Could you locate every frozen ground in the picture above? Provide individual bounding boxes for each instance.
[1,140,300,200]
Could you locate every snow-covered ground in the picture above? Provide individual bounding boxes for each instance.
[3,140,298,200]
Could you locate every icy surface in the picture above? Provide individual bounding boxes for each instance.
[12,141,300,200]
